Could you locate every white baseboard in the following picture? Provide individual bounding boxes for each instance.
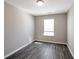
[67,44,74,58]
[4,41,33,58]
[35,40,67,45]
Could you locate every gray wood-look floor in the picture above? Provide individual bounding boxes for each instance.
[5,41,73,59]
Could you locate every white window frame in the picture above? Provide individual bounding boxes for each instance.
[43,19,54,36]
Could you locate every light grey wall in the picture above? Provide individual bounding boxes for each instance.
[4,2,34,56]
[34,14,67,43]
[67,5,74,56]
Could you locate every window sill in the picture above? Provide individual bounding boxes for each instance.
[43,34,55,37]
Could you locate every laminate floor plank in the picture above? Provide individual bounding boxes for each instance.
[5,42,73,59]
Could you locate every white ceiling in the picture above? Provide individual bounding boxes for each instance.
[5,0,74,16]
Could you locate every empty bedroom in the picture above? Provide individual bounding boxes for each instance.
[4,0,74,59]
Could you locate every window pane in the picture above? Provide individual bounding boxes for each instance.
[49,32,54,36]
[44,32,54,36]
[44,19,54,31]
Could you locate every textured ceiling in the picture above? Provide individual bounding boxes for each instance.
[5,0,74,16]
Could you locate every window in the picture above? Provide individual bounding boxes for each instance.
[44,19,54,36]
